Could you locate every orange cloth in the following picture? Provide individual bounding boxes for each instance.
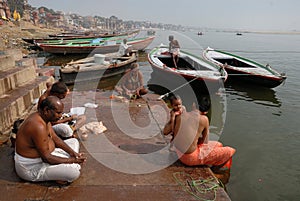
[176,141,235,169]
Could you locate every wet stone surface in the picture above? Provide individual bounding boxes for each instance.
[0,91,230,201]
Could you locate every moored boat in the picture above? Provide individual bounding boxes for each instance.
[37,36,155,55]
[147,45,227,93]
[59,52,137,85]
[203,47,287,88]
[22,30,140,45]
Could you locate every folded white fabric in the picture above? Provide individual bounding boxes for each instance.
[79,121,107,135]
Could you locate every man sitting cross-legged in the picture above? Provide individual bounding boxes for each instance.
[15,96,86,183]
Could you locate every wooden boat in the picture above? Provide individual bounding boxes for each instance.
[23,30,140,45]
[59,52,137,85]
[203,47,287,88]
[37,36,155,55]
[147,45,227,91]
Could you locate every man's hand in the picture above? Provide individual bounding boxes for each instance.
[71,114,78,121]
[73,152,87,164]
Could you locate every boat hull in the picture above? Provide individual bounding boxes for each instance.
[60,64,133,85]
[149,65,224,95]
[224,68,285,88]
[203,48,286,88]
[39,36,155,55]
[60,53,137,85]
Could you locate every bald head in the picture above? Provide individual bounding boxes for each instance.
[39,96,63,111]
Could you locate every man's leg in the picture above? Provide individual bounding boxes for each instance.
[42,163,81,182]
[40,138,81,182]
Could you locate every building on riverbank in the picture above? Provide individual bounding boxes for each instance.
[0,0,10,20]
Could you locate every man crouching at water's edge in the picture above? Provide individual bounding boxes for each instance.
[163,95,235,171]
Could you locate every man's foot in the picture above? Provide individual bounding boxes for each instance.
[55,180,69,186]
[168,143,176,152]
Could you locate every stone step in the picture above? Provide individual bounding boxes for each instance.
[3,49,23,61]
[0,49,23,71]
[0,65,37,96]
[0,54,15,71]
[16,57,37,68]
[0,76,54,134]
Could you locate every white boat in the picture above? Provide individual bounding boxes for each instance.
[60,52,137,85]
[147,45,227,86]
[203,47,287,88]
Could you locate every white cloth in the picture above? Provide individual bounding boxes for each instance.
[118,42,131,56]
[52,123,74,138]
[70,107,86,116]
[14,138,81,182]
[170,47,180,55]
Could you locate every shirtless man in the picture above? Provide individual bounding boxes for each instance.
[115,62,148,99]
[38,81,86,138]
[15,96,86,183]
[163,95,186,141]
[168,35,180,68]
[164,95,235,170]
[38,81,69,108]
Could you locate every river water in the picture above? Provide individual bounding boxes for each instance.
[43,30,300,201]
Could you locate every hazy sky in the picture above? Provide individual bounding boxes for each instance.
[28,0,300,31]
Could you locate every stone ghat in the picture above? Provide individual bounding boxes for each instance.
[0,91,231,201]
[0,49,54,138]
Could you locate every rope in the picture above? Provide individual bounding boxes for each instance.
[173,172,222,201]
[144,98,168,143]
[157,76,199,100]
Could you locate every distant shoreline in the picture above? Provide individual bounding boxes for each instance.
[221,30,300,35]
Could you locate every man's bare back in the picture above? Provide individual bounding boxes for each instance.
[173,110,209,154]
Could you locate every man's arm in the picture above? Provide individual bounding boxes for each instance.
[163,110,176,135]
[33,124,85,165]
[50,126,79,158]
[51,115,77,125]
[163,121,173,136]
[197,115,209,144]
[173,113,182,137]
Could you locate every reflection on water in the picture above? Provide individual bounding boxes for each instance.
[225,80,282,108]
[43,54,88,67]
